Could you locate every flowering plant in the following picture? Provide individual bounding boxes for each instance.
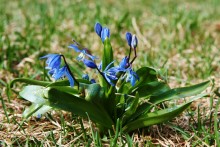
[10,23,210,133]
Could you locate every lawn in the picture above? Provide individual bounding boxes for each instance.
[0,0,220,146]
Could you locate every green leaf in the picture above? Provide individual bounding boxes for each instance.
[149,80,210,105]
[100,38,113,88]
[123,103,191,132]
[123,93,207,132]
[47,88,113,128]
[126,81,210,122]
[84,83,105,102]
[46,79,91,87]
[19,85,49,104]
[10,78,51,88]
[122,92,139,123]
[131,81,170,99]
[102,38,113,71]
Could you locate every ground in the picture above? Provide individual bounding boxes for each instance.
[0,0,220,146]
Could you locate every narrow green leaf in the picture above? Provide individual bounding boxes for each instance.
[123,93,208,132]
[123,103,191,132]
[150,80,210,105]
[50,86,79,95]
[10,78,51,88]
[133,81,210,117]
[46,79,91,87]
[131,81,170,99]
[126,82,209,124]
[102,38,113,71]
[100,38,113,88]
[122,92,139,123]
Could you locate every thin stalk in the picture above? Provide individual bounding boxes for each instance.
[96,67,110,86]
[127,47,132,63]
[60,55,79,89]
[129,48,137,65]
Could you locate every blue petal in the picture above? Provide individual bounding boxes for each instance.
[52,66,66,80]
[126,32,132,46]
[49,55,61,69]
[104,61,115,71]
[68,44,82,52]
[83,59,97,69]
[65,67,75,87]
[104,73,115,86]
[130,76,136,86]
[101,27,110,42]
[119,56,129,70]
[94,23,102,37]
[125,68,139,86]
[41,54,61,69]
[83,50,98,61]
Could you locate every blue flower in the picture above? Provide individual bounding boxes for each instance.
[102,61,118,86]
[126,32,132,46]
[52,66,75,87]
[109,56,129,74]
[101,27,110,42]
[131,34,138,48]
[82,59,97,69]
[117,56,129,72]
[94,23,110,43]
[40,54,61,70]
[125,33,138,48]
[125,68,139,86]
[68,44,98,61]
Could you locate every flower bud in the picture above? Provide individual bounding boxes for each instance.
[126,32,132,46]
[131,34,138,48]
[94,23,102,37]
[101,27,110,42]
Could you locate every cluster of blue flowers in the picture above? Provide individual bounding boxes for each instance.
[41,23,139,87]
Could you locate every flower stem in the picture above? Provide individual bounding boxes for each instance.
[60,54,79,89]
[129,48,137,65]
[96,67,110,86]
[128,47,132,63]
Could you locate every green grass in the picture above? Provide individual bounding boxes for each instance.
[1,0,220,146]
